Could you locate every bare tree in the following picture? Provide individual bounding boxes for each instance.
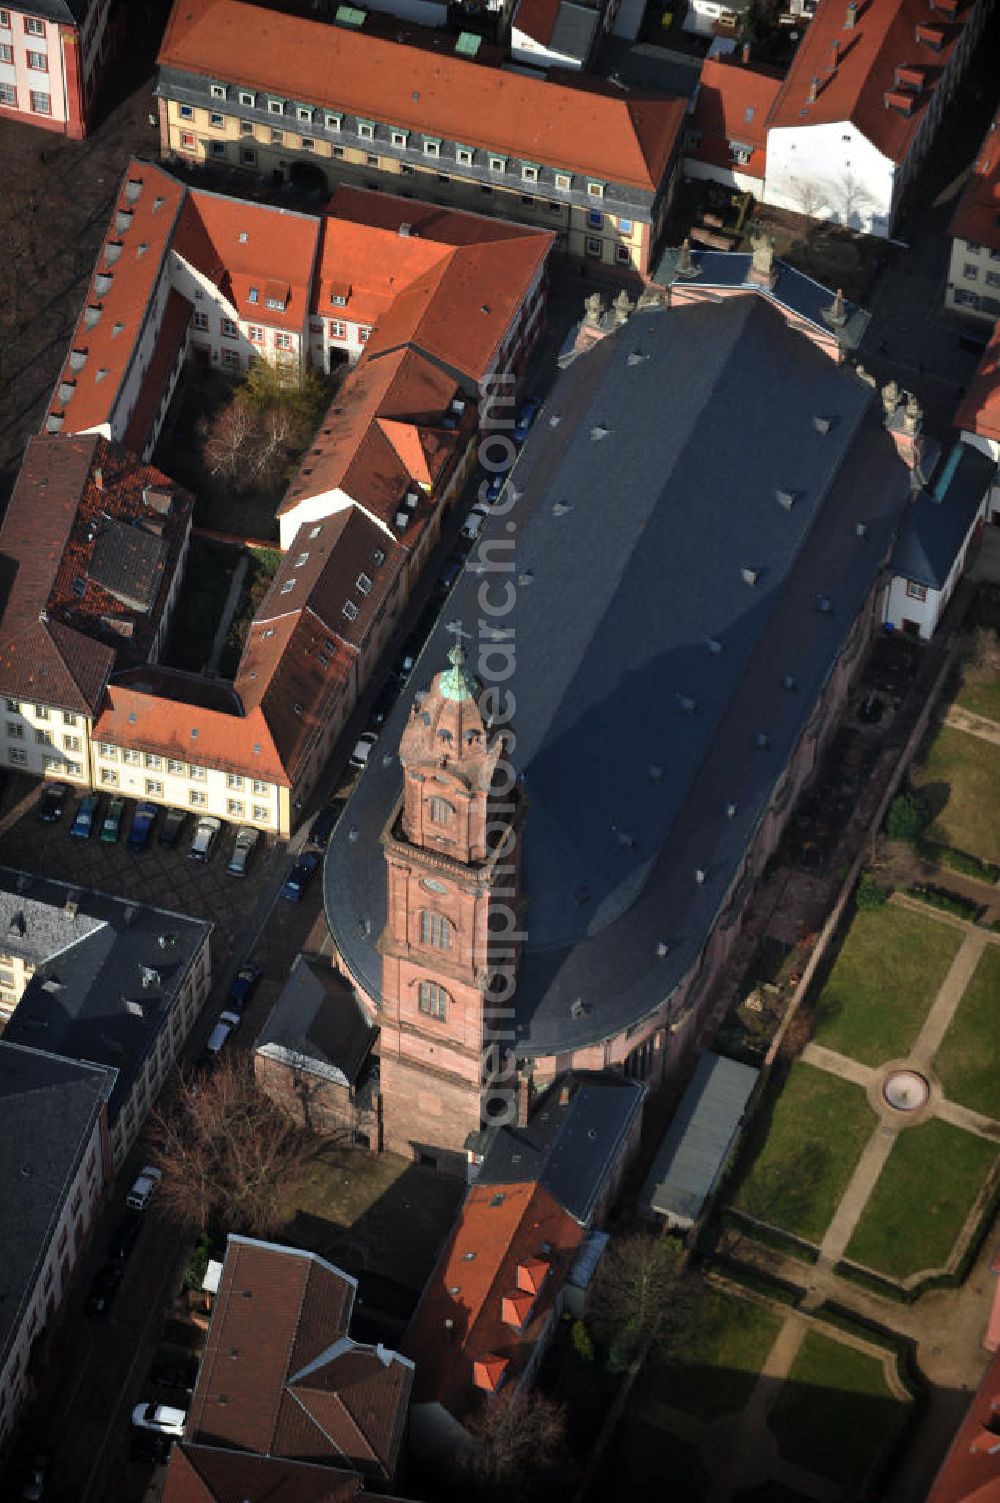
[458,1388,567,1502]
[587,1231,692,1368]
[197,394,262,489]
[785,177,829,222]
[148,1055,311,1237]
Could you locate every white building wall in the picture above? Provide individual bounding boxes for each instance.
[0,9,67,124]
[510,25,583,70]
[946,237,1000,323]
[763,119,897,237]
[0,701,91,784]
[684,155,765,196]
[883,576,941,640]
[683,0,746,36]
[170,252,307,378]
[278,487,393,550]
[93,743,283,831]
[0,1104,106,1448]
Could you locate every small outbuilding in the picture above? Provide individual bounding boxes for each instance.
[640,1052,758,1230]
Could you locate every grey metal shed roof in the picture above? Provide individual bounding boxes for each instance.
[324,295,913,1057]
[640,1051,758,1224]
[255,953,376,1088]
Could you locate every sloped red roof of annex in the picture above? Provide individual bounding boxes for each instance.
[688,57,781,179]
[403,1181,584,1418]
[949,112,1000,251]
[162,1444,383,1503]
[954,321,1000,442]
[512,0,563,47]
[157,0,685,191]
[767,0,975,165]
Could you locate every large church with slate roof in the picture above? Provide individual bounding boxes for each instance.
[324,287,920,1173]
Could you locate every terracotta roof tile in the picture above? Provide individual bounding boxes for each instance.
[955,321,1000,442]
[174,191,321,332]
[768,0,976,165]
[0,436,190,713]
[162,1443,377,1503]
[689,57,781,179]
[949,112,1000,251]
[403,1182,584,1416]
[157,0,685,191]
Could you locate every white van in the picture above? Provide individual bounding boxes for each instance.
[126,1166,162,1212]
[203,1009,240,1062]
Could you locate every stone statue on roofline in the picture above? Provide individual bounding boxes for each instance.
[750,224,775,277]
[881,378,900,422]
[902,391,923,436]
[614,289,634,325]
[583,291,605,327]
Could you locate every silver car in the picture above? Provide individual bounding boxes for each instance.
[187,815,222,862]
[227,826,260,876]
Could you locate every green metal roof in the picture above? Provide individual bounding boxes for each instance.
[335,5,367,27]
[455,31,483,55]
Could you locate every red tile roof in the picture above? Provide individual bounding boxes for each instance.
[949,111,1000,251]
[123,289,192,456]
[767,0,976,165]
[926,1349,1000,1503]
[403,1182,584,1417]
[162,1443,399,1503]
[688,57,781,181]
[0,436,191,713]
[955,321,1000,442]
[45,163,187,441]
[173,191,322,333]
[187,1237,412,1480]
[157,0,685,192]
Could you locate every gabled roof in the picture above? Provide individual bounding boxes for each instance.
[949,111,1000,251]
[0,1042,113,1376]
[188,1237,412,1480]
[688,57,782,180]
[157,0,685,192]
[0,435,191,713]
[767,0,976,165]
[173,191,322,332]
[162,1444,385,1503]
[955,321,1000,443]
[891,442,995,589]
[404,1181,583,1416]
[255,954,376,1089]
[44,162,186,441]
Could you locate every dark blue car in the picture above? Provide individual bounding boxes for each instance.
[127,801,158,852]
[513,396,541,443]
[280,851,319,902]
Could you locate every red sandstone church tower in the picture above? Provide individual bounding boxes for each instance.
[378,634,525,1174]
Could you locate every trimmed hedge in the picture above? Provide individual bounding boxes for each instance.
[718,1207,821,1266]
[708,1255,805,1309]
[916,837,1000,885]
[905,885,985,922]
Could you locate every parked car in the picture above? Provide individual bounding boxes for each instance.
[513,395,541,442]
[110,1211,143,1262]
[280,851,319,902]
[394,649,417,683]
[188,815,222,862]
[100,797,126,844]
[127,801,158,852]
[70,792,100,839]
[227,826,260,876]
[460,509,486,543]
[308,800,345,849]
[435,555,463,596]
[20,1453,48,1502]
[131,1403,187,1438]
[349,731,378,771]
[479,468,509,506]
[126,1165,162,1212]
[203,1010,239,1062]
[149,1360,197,1393]
[368,680,398,731]
[36,783,69,823]
[229,964,261,1011]
[158,808,187,848]
[85,1262,123,1319]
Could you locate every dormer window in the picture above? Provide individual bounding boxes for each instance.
[391,127,408,147]
[522,162,540,183]
[239,90,255,107]
[489,154,507,173]
[296,104,313,123]
[343,600,359,621]
[423,137,441,158]
[456,145,474,166]
[248,286,259,303]
[210,83,226,99]
[587,180,605,199]
[267,97,284,115]
[356,572,372,594]
[325,112,342,130]
[358,119,375,140]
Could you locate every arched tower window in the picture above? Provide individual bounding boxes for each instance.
[419,910,452,950]
[429,796,454,825]
[418,980,449,1019]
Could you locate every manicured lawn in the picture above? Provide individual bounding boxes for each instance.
[956,677,1000,724]
[731,1064,874,1244]
[933,948,1000,1120]
[811,904,962,1066]
[910,724,1000,867]
[594,1412,708,1502]
[845,1119,998,1279]
[769,1332,905,1490]
[650,1290,783,1421]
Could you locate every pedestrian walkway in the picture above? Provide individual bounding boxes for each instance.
[945,704,1000,747]
[911,930,987,1066]
[801,1042,876,1088]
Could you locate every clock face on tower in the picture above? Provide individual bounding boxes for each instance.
[421,878,448,895]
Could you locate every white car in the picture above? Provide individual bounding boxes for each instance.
[227,826,260,877]
[204,1009,240,1059]
[349,731,378,770]
[187,815,222,862]
[131,1402,187,1437]
[126,1166,162,1212]
[460,509,486,542]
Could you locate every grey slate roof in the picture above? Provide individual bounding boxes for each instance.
[652,247,870,353]
[324,295,913,1056]
[476,1073,645,1225]
[639,1051,758,1225]
[548,2,601,63]
[891,442,995,590]
[255,954,376,1088]
[0,869,211,1120]
[89,520,167,612]
[0,1042,114,1371]
[10,0,94,20]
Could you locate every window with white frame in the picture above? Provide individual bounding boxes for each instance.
[178,103,193,119]
[189,765,207,782]
[34,729,50,746]
[26,50,46,70]
[357,118,375,139]
[144,752,161,768]
[618,217,633,234]
[391,128,408,147]
[145,779,163,796]
[248,324,264,343]
[210,112,224,128]
[167,758,184,774]
[252,779,269,795]
[419,910,452,949]
[555,172,572,190]
[210,83,226,99]
[24,15,45,35]
[35,705,49,719]
[100,765,117,784]
[586,237,602,257]
[489,154,506,172]
[0,45,11,62]
[329,318,346,339]
[62,735,81,752]
[616,245,631,264]
[418,980,449,1019]
[189,789,207,806]
[226,773,244,789]
[325,112,341,130]
[221,317,239,338]
[193,311,209,330]
[267,98,283,114]
[587,180,604,199]
[423,137,441,157]
[456,145,474,166]
[296,104,312,123]
[356,572,372,594]
[275,331,292,351]
[0,82,15,105]
[6,723,22,739]
[905,580,927,601]
[222,349,240,370]
[98,743,117,759]
[252,803,269,822]
[122,748,140,765]
[5,700,18,712]
[522,163,539,182]
[240,120,254,135]
[964,263,978,281]
[358,325,371,343]
[239,90,255,106]
[227,799,244,816]
[7,748,26,766]
[0,10,10,26]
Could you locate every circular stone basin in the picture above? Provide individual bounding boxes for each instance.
[883,1069,930,1112]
